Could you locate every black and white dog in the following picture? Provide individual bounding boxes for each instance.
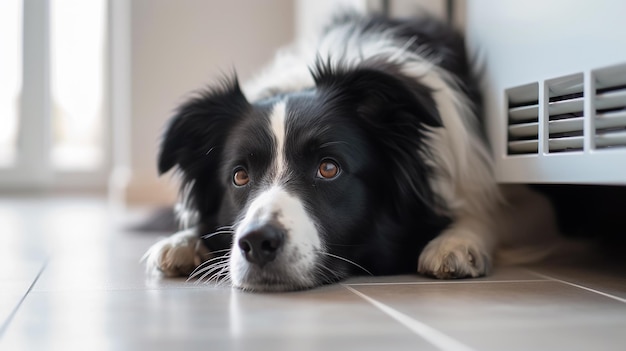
[143,13,550,291]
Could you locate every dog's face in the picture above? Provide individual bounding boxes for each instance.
[158,64,446,291]
[222,94,382,291]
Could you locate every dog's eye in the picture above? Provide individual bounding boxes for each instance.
[317,160,340,179]
[233,169,250,186]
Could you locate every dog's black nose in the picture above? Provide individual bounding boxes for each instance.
[238,225,285,267]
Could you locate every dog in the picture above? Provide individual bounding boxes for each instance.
[143,13,553,291]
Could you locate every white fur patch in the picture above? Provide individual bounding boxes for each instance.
[230,186,321,289]
[269,101,287,181]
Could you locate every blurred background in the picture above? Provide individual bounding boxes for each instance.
[1,0,296,205]
[0,0,456,208]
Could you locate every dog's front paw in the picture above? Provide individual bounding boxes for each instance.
[417,230,491,279]
[142,229,208,277]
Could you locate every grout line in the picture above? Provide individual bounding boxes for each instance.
[344,279,547,286]
[0,259,48,339]
[344,285,476,351]
[526,269,626,304]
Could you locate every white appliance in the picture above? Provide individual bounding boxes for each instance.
[465,0,626,185]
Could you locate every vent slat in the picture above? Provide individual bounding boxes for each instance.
[596,89,626,110]
[596,110,626,129]
[508,83,539,105]
[509,104,539,122]
[548,136,584,151]
[508,122,538,138]
[508,140,538,154]
[549,117,584,134]
[595,64,626,90]
[548,76,584,97]
[596,131,626,148]
[548,97,584,116]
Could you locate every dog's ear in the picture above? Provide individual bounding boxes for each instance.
[158,78,250,175]
[312,61,444,214]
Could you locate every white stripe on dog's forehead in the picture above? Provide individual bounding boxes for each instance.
[269,101,287,182]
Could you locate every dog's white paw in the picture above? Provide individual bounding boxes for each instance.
[418,229,492,279]
[142,229,208,277]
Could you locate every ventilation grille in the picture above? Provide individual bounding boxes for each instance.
[505,62,626,155]
[595,65,626,149]
[507,83,539,155]
[547,74,584,153]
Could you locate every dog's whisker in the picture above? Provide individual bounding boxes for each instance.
[319,263,343,281]
[210,266,231,286]
[316,251,373,276]
[201,230,234,239]
[188,264,215,283]
[188,254,231,281]
[188,254,227,277]
[210,267,232,287]
[206,248,232,255]
[214,271,232,288]
[196,262,229,284]
[188,261,213,281]
[314,263,342,285]
[203,262,227,281]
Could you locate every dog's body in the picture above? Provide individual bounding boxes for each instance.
[143,14,553,291]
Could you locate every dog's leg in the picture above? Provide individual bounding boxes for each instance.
[417,184,562,278]
[142,228,211,277]
[418,216,496,279]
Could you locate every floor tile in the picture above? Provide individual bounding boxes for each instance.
[344,265,546,286]
[29,231,193,292]
[525,247,626,300]
[351,281,626,351]
[0,291,33,338]
[2,286,437,351]
[0,259,46,336]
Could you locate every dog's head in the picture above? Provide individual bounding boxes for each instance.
[158,62,447,291]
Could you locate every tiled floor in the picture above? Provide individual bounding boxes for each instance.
[1,196,625,351]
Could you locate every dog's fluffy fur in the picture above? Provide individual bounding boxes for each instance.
[143,14,549,291]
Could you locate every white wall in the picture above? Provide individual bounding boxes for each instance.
[111,0,294,205]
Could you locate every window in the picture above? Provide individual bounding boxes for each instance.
[0,0,22,168]
[0,0,109,190]
[51,0,107,171]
